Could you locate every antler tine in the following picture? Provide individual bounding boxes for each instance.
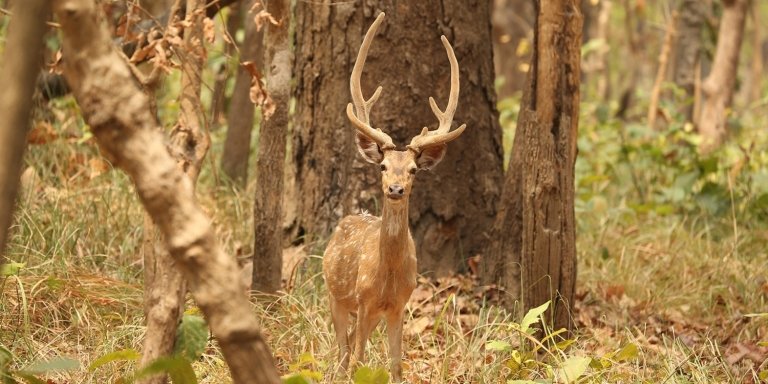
[348,12,394,149]
[408,35,465,152]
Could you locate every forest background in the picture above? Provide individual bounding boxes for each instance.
[0,0,767,383]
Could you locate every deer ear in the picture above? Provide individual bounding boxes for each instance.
[415,144,447,170]
[356,133,384,164]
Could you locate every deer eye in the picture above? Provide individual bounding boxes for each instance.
[408,167,417,175]
[380,164,387,172]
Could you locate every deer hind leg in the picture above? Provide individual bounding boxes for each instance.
[329,299,351,370]
[386,311,405,383]
[353,305,379,367]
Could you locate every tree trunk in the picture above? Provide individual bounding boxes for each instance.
[53,1,281,382]
[290,1,503,275]
[221,0,264,184]
[672,0,710,122]
[251,0,290,293]
[0,0,48,261]
[482,0,582,332]
[210,2,241,131]
[140,1,211,382]
[698,0,748,151]
[491,0,535,98]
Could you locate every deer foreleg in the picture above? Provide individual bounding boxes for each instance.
[386,311,405,382]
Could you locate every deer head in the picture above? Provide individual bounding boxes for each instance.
[346,13,466,205]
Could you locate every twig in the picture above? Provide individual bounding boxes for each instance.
[647,11,678,130]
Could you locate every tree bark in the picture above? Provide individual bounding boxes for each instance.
[290,1,503,275]
[698,0,748,151]
[210,2,241,131]
[52,1,281,382]
[251,0,290,293]
[221,0,264,184]
[672,0,710,122]
[482,0,582,332]
[0,0,49,262]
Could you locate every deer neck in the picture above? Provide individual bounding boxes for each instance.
[378,198,410,265]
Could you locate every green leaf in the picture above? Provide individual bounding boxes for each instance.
[556,356,590,384]
[174,314,208,362]
[13,372,46,384]
[759,370,767,381]
[282,374,312,384]
[352,366,389,384]
[613,343,639,362]
[0,263,24,277]
[520,301,550,333]
[486,340,512,352]
[134,356,197,384]
[21,357,79,374]
[89,349,141,371]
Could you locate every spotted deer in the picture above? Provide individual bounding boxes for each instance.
[322,12,466,382]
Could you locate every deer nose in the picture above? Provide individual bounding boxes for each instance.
[388,185,404,195]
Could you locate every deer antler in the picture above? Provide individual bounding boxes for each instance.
[407,35,466,152]
[347,13,395,150]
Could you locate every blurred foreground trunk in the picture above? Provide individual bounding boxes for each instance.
[699,0,748,151]
[52,1,281,382]
[0,1,49,261]
[221,0,264,184]
[482,0,582,332]
[139,0,212,382]
[251,0,290,293]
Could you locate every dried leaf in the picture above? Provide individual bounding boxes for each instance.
[243,61,275,120]
[27,122,58,145]
[253,9,278,31]
[405,316,431,337]
[89,157,110,179]
[202,17,215,44]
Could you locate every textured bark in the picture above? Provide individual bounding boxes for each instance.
[221,0,264,184]
[52,1,281,382]
[139,1,211,382]
[699,0,748,151]
[0,0,49,261]
[291,1,503,275]
[483,0,582,332]
[251,0,290,293]
[672,0,710,122]
[491,0,535,98]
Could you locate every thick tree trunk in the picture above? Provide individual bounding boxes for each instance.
[221,0,264,184]
[251,0,290,293]
[482,0,582,332]
[699,0,748,151]
[672,0,710,122]
[291,1,503,275]
[0,0,49,261]
[491,0,535,98]
[52,1,281,382]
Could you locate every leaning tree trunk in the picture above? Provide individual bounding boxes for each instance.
[0,0,49,261]
[139,0,211,382]
[290,2,503,275]
[221,0,264,184]
[251,0,291,293]
[698,0,748,151]
[482,0,582,332]
[52,1,281,382]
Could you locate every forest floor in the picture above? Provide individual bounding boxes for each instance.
[2,99,768,383]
